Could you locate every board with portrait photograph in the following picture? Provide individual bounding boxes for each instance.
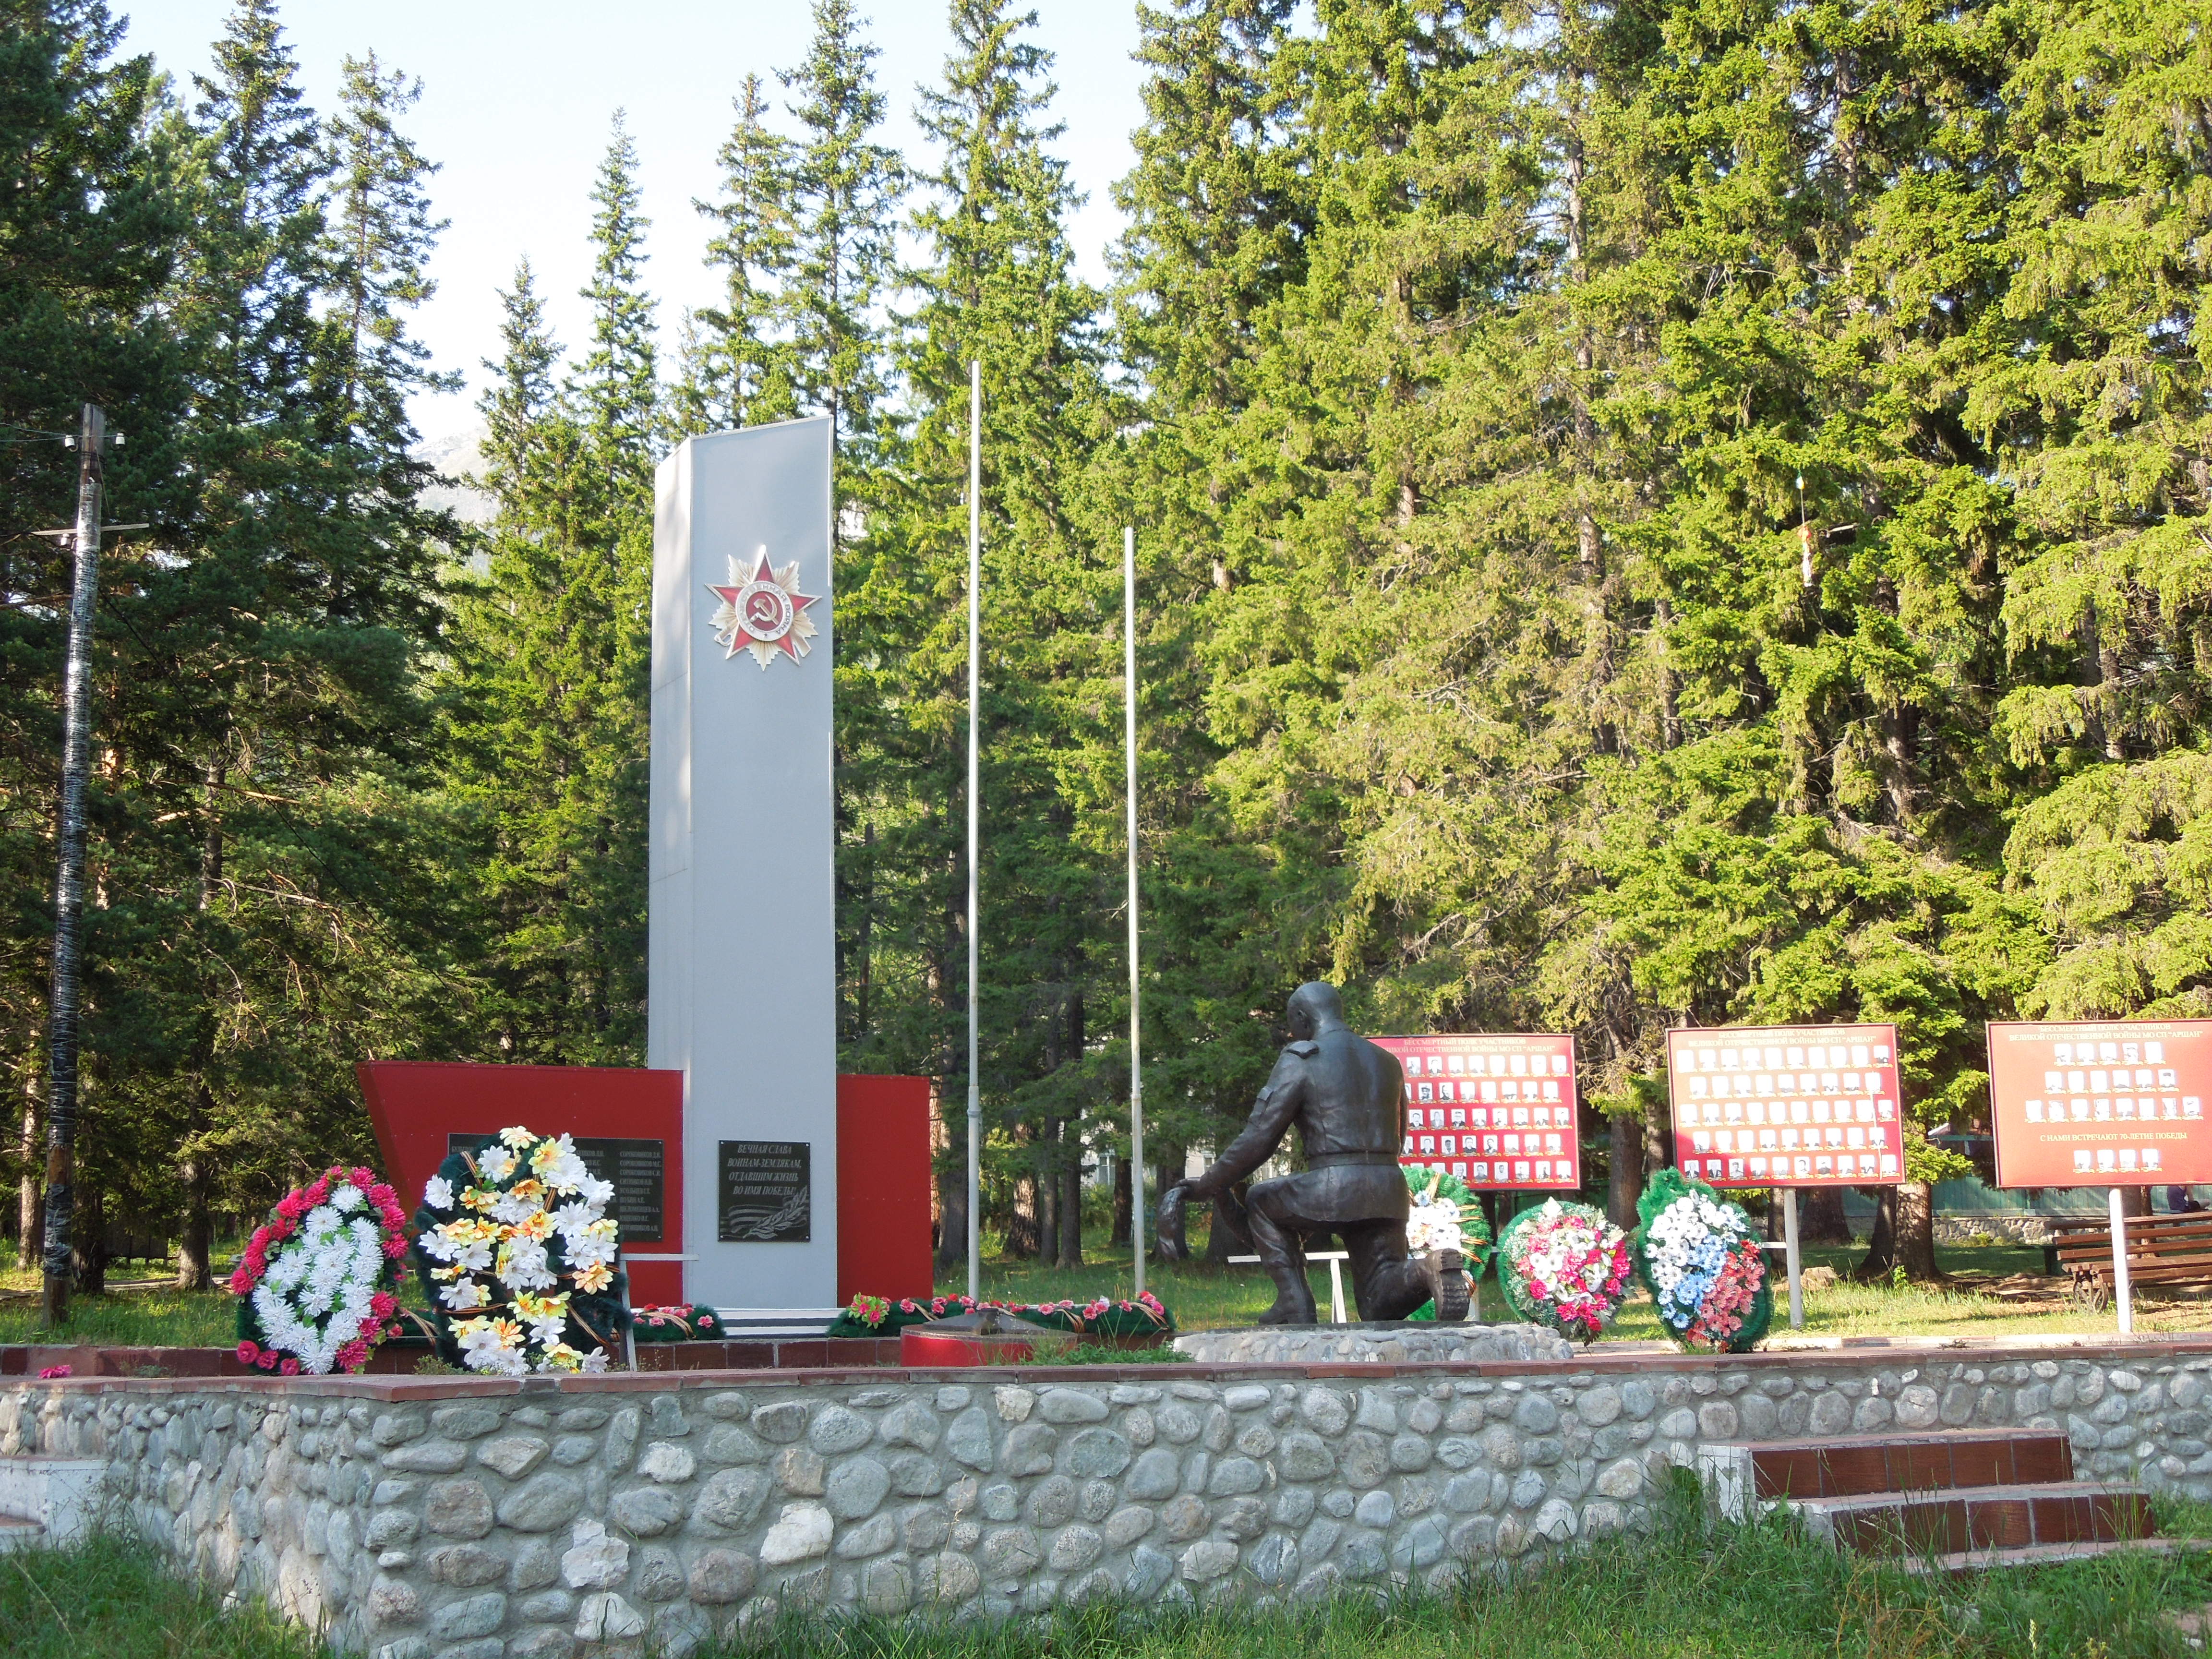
[1664,1023,1905,1190]
[1986,1020,2212,1189]
[1374,1034,1580,1193]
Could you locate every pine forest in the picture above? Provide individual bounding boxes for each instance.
[4,0,2211,1288]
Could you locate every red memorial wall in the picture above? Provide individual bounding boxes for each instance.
[835,1073,934,1304]
[1987,1019,2212,1189]
[1374,1033,1582,1192]
[1664,1023,1905,1190]
[359,1062,687,1306]
[360,1062,937,1310]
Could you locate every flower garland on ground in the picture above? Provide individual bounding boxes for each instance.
[630,1304,722,1343]
[826,1290,1174,1340]
[228,1166,409,1375]
[1494,1198,1632,1342]
[1632,1167,1774,1353]
[1402,1164,1494,1276]
[411,1129,627,1375]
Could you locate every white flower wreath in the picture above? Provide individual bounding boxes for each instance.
[414,1126,623,1375]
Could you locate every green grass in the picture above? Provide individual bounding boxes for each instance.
[4,1477,2212,1656]
[0,1287,241,1350]
[0,1533,320,1659]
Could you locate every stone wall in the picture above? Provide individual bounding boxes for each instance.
[5,1339,2212,1659]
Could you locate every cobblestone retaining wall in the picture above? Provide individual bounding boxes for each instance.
[5,1340,2212,1658]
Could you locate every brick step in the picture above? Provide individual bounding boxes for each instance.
[1903,1537,2212,1577]
[1703,1427,2073,1506]
[1797,1480,2154,1556]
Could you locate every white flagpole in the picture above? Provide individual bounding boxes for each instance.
[1125,526,1145,1297]
[966,361,983,1304]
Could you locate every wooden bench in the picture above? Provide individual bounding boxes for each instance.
[2046,1211,2212,1308]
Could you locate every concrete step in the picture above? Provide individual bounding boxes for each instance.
[1699,1427,2072,1514]
[0,1514,43,1553]
[0,1455,103,1546]
[1797,1479,2154,1556]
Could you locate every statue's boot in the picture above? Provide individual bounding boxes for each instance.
[1247,1208,1318,1325]
[1423,1249,1471,1323]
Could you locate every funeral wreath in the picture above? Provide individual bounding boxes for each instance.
[1633,1167,1773,1353]
[412,1127,628,1374]
[1494,1197,1632,1342]
[229,1165,410,1375]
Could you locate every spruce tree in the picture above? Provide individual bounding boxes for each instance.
[443,118,660,1066]
[0,0,179,1271]
[780,0,904,478]
[681,73,798,435]
[93,0,463,1288]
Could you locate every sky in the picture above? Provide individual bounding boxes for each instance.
[123,1,1154,443]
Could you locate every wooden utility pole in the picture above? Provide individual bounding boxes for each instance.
[42,403,104,1327]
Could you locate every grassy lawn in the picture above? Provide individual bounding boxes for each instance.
[8,1491,2212,1658]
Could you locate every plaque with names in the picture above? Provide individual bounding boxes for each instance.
[448,1132,666,1240]
[1663,1022,1905,1190]
[1987,1019,2212,1188]
[1374,1033,1582,1192]
[718,1140,812,1242]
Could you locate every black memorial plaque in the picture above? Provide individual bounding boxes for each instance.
[718,1140,811,1242]
[448,1133,666,1240]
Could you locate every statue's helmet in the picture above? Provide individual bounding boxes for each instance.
[1286,981,1343,1039]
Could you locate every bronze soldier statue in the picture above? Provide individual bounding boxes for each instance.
[1160,982,1469,1324]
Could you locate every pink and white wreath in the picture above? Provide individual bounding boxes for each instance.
[228,1166,410,1375]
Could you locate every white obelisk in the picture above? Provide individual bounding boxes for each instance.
[649,416,838,1313]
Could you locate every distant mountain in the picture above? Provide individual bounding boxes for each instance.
[414,424,494,526]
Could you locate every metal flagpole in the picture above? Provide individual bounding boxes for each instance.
[966,361,982,1304]
[1125,527,1144,1298]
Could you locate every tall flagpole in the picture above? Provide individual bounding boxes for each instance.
[1125,527,1145,1297]
[966,361,983,1304]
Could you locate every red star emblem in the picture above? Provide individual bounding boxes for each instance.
[707,549,820,667]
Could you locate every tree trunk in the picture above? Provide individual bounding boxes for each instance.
[2117,1186,2152,1219]
[1059,1161,1082,1267]
[72,1183,105,1295]
[177,1095,213,1290]
[1857,1187,1897,1278]
[1800,1187,1852,1245]
[1036,1123,1059,1268]
[1607,1109,1643,1229]
[1005,1172,1039,1260]
[16,1080,39,1274]
[1111,1154,1131,1248]
[1893,1179,1942,1282]
[178,760,221,1291]
[1642,1090,1670,1177]
[933,1155,966,1276]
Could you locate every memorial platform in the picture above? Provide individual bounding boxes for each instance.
[1,1333,2208,1646]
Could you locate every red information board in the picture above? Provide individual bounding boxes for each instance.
[1374,1033,1581,1192]
[1665,1023,1904,1189]
[1987,1020,2212,1188]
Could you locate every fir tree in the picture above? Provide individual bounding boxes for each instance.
[682,72,798,435]
[780,0,904,478]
